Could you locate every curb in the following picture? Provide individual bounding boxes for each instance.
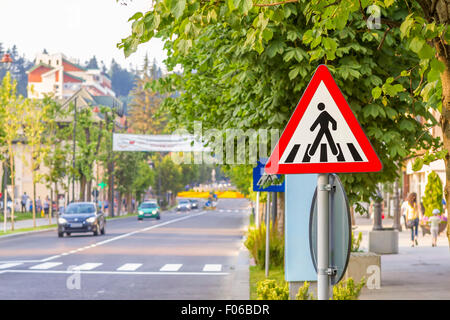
[0,226,57,240]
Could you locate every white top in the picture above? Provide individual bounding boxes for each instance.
[429,216,441,229]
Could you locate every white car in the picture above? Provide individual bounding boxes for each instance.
[176,199,191,211]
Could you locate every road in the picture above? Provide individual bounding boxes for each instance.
[0,198,250,300]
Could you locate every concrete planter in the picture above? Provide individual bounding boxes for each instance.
[343,252,381,286]
[368,229,399,254]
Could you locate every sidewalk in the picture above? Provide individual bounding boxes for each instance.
[1,216,55,231]
[354,215,450,300]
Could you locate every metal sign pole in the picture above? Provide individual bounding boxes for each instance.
[317,173,330,300]
[256,192,260,228]
[265,192,270,277]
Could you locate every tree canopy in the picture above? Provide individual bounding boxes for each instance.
[118,0,443,211]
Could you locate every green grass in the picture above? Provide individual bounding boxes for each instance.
[106,212,138,220]
[249,265,285,300]
[0,224,57,237]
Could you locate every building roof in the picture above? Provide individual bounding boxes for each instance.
[62,58,87,71]
[26,62,53,74]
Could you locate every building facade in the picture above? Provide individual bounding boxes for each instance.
[27,52,115,99]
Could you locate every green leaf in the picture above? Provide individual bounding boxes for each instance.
[239,0,253,14]
[418,44,435,59]
[409,37,424,53]
[371,87,382,99]
[171,0,186,19]
[262,28,274,42]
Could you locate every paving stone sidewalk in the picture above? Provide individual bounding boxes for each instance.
[355,215,450,300]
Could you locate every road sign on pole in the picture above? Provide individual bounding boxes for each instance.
[253,159,285,192]
[265,65,382,175]
[265,65,382,300]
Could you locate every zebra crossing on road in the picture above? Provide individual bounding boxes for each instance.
[0,261,226,273]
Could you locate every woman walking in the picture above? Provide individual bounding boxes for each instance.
[405,192,419,247]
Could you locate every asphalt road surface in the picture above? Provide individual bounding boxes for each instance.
[0,198,250,300]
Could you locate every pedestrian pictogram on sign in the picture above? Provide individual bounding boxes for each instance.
[265,65,382,174]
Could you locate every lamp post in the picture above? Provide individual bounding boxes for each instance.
[1,54,13,232]
[72,98,77,203]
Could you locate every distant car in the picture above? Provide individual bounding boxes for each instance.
[57,202,105,237]
[138,201,160,220]
[189,199,199,209]
[176,199,191,211]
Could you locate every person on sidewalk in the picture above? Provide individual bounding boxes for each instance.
[400,196,409,229]
[405,192,419,247]
[21,192,29,213]
[58,195,65,215]
[429,209,442,247]
[36,197,42,217]
[43,196,50,217]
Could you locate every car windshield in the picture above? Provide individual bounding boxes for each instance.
[190,200,198,203]
[179,200,189,204]
[140,203,157,209]
[65,203,96,214]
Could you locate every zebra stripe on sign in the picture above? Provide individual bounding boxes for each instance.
[282,142,364,164]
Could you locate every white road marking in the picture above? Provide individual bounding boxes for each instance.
[202,264,222,272]
[73,263,102,271]
[1,269,229,276]
[1,210,208,264]
[117,263,142,271]
[0,263,23,269]
[160,264,182,272]
[29,262,62,270]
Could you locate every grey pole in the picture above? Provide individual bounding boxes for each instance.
[392,180,401,231]
[3,163,7,233]
[265,192,270,278]
[72,98,76,203]
[373,190,383,230]
[317,173,330,300]
[255,192,260,228]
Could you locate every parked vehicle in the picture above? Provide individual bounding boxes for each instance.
[57,202,106,237]
[138,201,160,220]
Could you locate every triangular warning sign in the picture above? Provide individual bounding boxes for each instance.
[265,65,382,174]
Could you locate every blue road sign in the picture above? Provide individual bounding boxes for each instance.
[252,159,285,192]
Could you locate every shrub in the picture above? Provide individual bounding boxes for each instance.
[256,279,289,300]
[332,277,366,300]
[244,221,284,269]
[295,282,315,300]
[351,231,363,252]
[422,171,443,218]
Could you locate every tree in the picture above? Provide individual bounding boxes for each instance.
[0,72,27,231]
[43,97,71,217]
[109,59,137,98]
[128,55,167,134]
[72,105,107,202]
[22,97,51,227]
[422,171,444,217]
[118,0,439,216]
[86,56,99,69]
[152,154,183,207]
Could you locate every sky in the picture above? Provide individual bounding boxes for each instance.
[0,0,167,71]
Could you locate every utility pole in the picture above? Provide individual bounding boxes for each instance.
[72,98,77,203]
[265,192,270,278]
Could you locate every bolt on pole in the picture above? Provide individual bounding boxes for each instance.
[317,173,330,300]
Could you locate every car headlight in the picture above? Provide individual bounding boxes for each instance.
[58,218,67,224]
[86,217,96,223]
[138,210,143,215]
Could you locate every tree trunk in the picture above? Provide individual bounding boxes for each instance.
[80,175,86,201]
[439,58,450,246]
[126,193,133,214]
[117,192,123,216]
[9,145,15,231]
[87,180,92,202]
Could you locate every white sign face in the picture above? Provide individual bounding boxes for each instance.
[112,134,209,152]
[279,81,368,165]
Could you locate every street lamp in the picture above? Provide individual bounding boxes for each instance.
[1,53,13,232]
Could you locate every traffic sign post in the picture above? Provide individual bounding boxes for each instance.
[265,65,382,300]
[317,173,330,299]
